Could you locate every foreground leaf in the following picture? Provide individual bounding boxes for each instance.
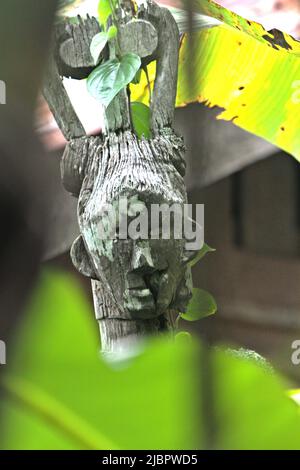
[87,53,141,107]
[288,390,300,406]
[2,270,300,449]
[2,376,117,450]
[213,349,300,449]
[0,270,198,450]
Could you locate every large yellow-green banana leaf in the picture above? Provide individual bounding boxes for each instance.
[132,0,300,161]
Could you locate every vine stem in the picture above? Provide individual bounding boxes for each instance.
[107,0,122,57]
[108,0,118,24]
[144,65,152,102]
[175,313,181,330]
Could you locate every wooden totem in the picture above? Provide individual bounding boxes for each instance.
[43,1,197,355]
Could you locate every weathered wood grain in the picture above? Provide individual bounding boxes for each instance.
[58,15,101,77]
[140,3,180,133]
[42,55,85,140]
[118,19,158,58]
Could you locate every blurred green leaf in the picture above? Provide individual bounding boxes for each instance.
[0,269,198,450]
[2,269,300,449]
[108,25,117,39]
[223,347,274,375]
[131,102,151,139]
[181,288,217,322]
[213,349,300,449]
[189,243,215,268]
[287,389,300,406]
[175,331,192,344]
[2,376,116,450]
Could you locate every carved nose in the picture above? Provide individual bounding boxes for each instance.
[131,245,155,273]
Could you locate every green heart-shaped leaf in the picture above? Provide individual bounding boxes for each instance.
[90,32,109,65]
[180,288,217,322]
[87,53,141,107]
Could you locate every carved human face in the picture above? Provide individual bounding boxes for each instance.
[95,224,193,319]
[78,133,196,319]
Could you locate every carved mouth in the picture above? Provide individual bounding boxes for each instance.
[124,287,157,319]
